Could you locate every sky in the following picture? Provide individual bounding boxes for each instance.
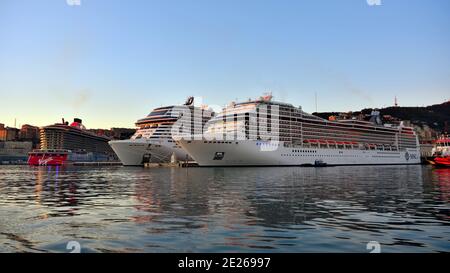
[0,0,449,129]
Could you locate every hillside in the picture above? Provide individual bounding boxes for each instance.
[313,101,450,133]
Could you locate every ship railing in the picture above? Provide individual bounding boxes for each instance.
[31,149,70,152]
[286,140,401,152]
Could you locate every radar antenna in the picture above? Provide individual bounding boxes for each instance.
[260,92,273,102]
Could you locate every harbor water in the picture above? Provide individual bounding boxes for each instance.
[0,165,449,253]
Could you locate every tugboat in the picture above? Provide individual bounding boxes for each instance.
[427,136,450,168]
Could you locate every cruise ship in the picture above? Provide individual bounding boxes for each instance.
[28,118,116,166]
[178,94,421,166]
[109,97,215,166]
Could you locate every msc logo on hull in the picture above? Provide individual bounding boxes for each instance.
[405,152,418,161]
[213,152,225,160]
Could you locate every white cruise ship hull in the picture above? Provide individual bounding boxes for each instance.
[109,139,191,166]
[179,140,421,166]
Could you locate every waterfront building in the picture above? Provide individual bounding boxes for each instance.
[19,124,40,148]
[0,141,33,162]
[0,124,19,141]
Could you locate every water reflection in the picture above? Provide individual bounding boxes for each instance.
[0,165,449,252]
[431,169,450,204]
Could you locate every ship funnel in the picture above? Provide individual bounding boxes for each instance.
[74,118,82,124]
[184,96,194,106]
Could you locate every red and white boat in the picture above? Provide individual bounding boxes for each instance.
[428,136,450,167]
[28,118,116,166]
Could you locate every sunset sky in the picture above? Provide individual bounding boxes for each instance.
[1,0,449,129]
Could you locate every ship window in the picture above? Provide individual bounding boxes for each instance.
[147,110,169,117]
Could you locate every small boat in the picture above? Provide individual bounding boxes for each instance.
[314,160,328,167]
[427,136,450,168]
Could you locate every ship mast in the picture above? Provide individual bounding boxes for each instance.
[315,92,318,113]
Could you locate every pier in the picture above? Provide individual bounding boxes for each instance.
[144,161,199,168]
[73,162,123,166]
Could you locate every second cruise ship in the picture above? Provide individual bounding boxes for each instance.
[28,118,116,166]
[109,97,214,166]
[178,94,421,166]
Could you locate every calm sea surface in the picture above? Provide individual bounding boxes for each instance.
[0,165,449,253]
